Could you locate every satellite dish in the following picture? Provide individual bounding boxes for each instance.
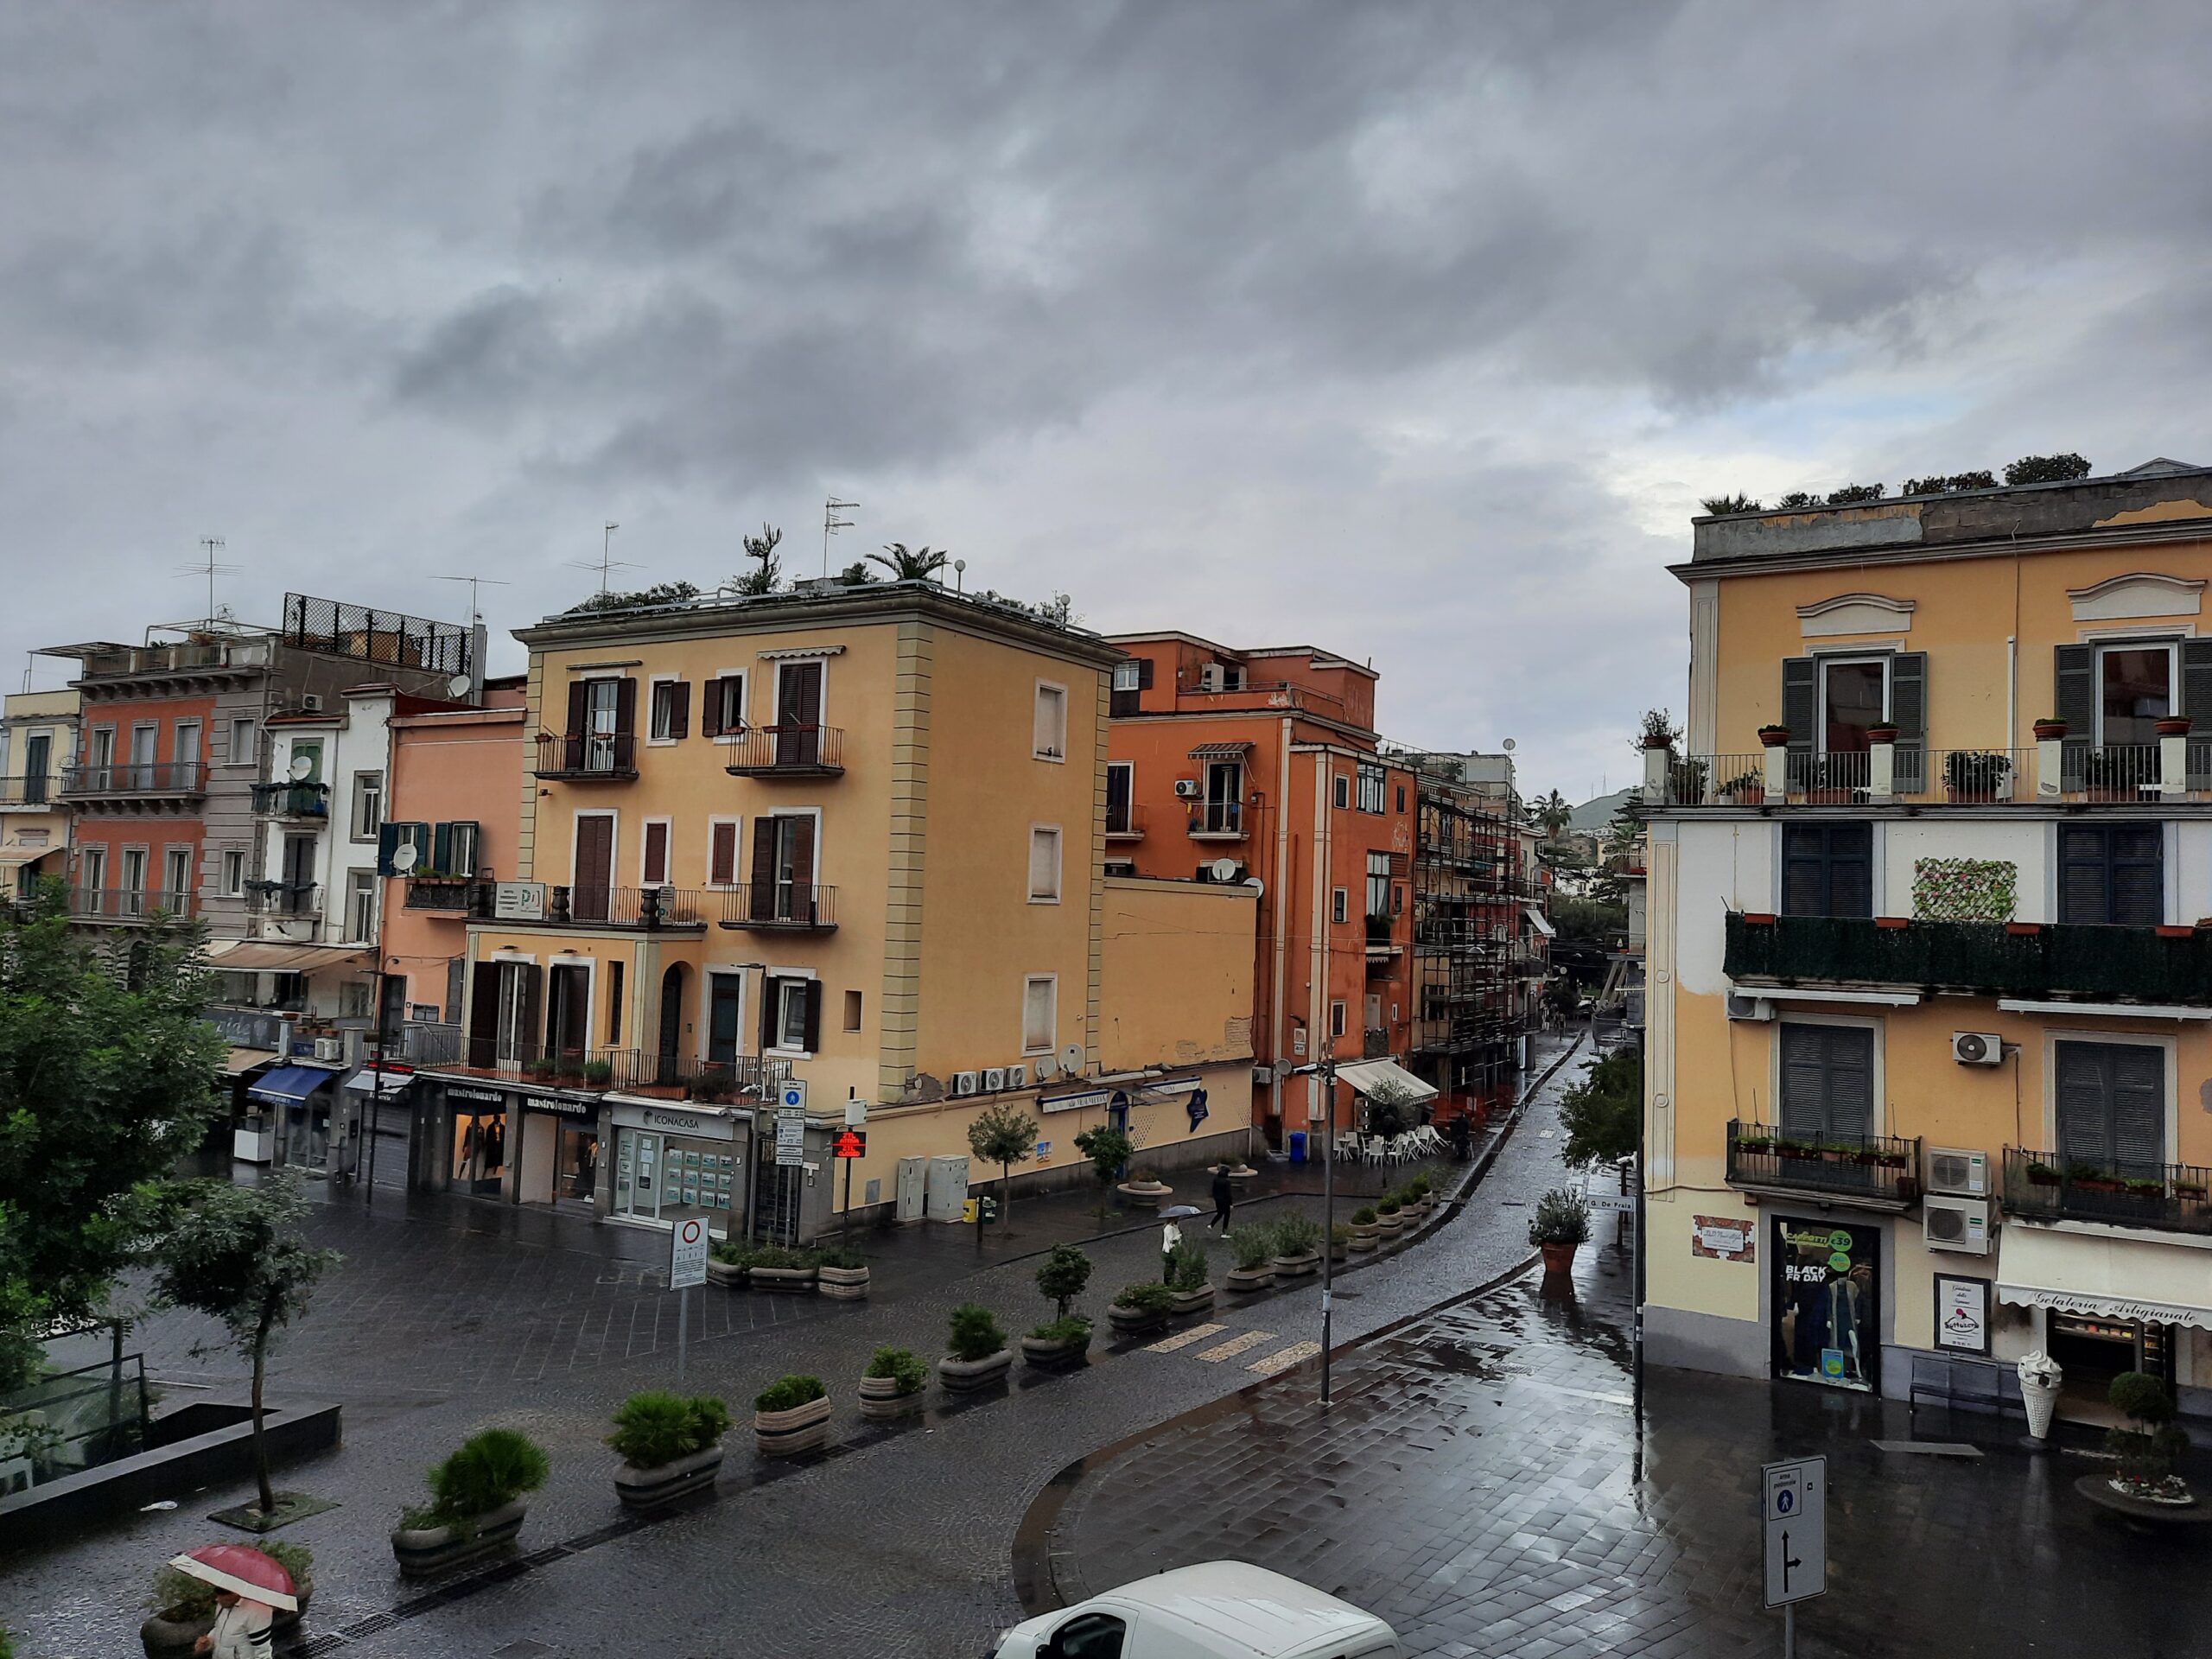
[1244,877,1264,896]
[448,674,473,699]
[1033,1052,1058,1081]
[1503,738,1516,752]
[391,843,420,874]
[287,753,314,781]
[1210,857,1240,882]
[1061,1043,1084,1077]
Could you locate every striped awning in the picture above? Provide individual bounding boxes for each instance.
[1188,741,1254,759]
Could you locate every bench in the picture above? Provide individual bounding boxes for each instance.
[1908,1354,2025,1424]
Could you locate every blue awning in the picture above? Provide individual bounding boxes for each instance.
[248,1065,339,1106]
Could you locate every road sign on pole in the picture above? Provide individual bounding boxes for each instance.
[831,1128,868,1159]
[670,1217,709,1290]
[776,1110,807,1167]
[1764,1452,1826,1656]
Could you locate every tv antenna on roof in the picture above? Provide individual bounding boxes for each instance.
[432,573,512,629]
[566,523,637,598]
[176,537,239,629]
[823,496,858,578]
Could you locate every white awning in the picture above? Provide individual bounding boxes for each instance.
[1997,1225,2212,1332]
[1997,998,2212,1022]
[1522,906,1556,939]
[341,1065,418,1098]
[1730,982,1923,1007]
[204,939,372,975]
[1333,1059,1439,1103]
[223,1047,279,1076]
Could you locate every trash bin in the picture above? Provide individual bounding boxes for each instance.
[1288,1129,1308,1165]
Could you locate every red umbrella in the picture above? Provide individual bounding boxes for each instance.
[167,1543,299,1611]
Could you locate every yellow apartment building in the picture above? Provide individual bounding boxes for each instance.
[410,580,1256,1241]
[1,688,78,901]
[1643,458,2212,1426]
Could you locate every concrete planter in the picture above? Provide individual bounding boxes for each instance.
[1166,1284,1216,1317]
[753,1394,832,1457]
[856,1375,925,1422]
[750,1265,818,1295]
[1348,1225,1379,1255]
[141,1611,215,1659]
[1107,1303,1169,1338]
[613,1445,724,1511]
[1375,1212,1405,1236]
[1271,1250,1320,1281]
[1224,1265,1275,1295]
[817,1264,870,1301]
[1224,1163,1259,1183]
[938,1351,1015,1394]
[705,1257,747,1287]
[1020,1330,1093,1370]
[1116,1180,1173,1209]
[391,1498,529,1579]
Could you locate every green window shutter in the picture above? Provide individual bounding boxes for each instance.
[432,822,454,874]
[376,821,402,877]
[1889,652,1926,792]
[2183,640,2212,788]
[2054,645,2094,787]
[1825,1026,1873,1141]
[1782,658,1815,786]
[2112,1044,2165,1172]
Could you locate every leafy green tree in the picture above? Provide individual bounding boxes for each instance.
[1698,493,1760,516]
[1558,1048,1642,1171]
[838,559,880,585]
[1530,789,1573,841]
[1359,1079,1424,1139]
[1034,1243,1092,1319]
[1072,1125,1134,1229]
[153,1176,341,1516]
[868,542,951,582]
[2004,453,2090,486]
[0,885,225,1390]
[966,1102,1037,1231]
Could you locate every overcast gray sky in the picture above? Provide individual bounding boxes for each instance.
[4,1,2206,801]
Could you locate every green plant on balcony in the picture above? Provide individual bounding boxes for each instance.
[2066,1162,2120,1191]
[1733,1128,1773,1154]
[1777,1138,1821,1160]
[1942,750,2012,802]
[1717,769,1764,803]
[526,1058,555,1081]
[582,1059,613,1087]
[2024,1160,2058,1185]
[2123,1176,2167,1198]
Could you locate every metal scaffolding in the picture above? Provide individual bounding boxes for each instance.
[1408,769,1530,1114]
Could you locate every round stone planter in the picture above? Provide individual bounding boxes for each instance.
[1166,1284,1216,1317]
[1107,1303,1169,1338]
[1224,1265,1275,1295]
[1375,1212,1405,1236]
[1540,1241,1580,1274]
[817,1264,870,1301]
[1348,1226,1379,1255]
[1271,1250,1320,1281]
[1224,1163,1259,1183]
[857,1374,925,1422]
[1020,1330,1093,1370]
[614,1444,725,1511]
[1116,1180,1173,1209]
[1327,1238,1349,1264]
[938,1350,1015,1394]
[754,1394,832,1457]
[391,1499,530,1579]
[704,1257,747,1288]
[750,1266,818,1295]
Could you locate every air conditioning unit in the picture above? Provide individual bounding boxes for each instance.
[313,1037,344,1063]
[1198,664,1225,692]
[1952,1031,2004,1066]
[1174,778,1202,798]
[1006,1063,1029,1089]
[1926,1146,1991,1197]
[951,1071,979,1097]
[982,1066,1008,1093]
[1923,1195,1992,1255]
[1726,992,1775,1022]
[300,694,323,713]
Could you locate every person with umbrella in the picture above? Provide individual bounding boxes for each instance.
[168,1543,297,1657]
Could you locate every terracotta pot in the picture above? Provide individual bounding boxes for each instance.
[1740,912,1777,925]
[613,1444,724,1511]
[1874,917,1910,930]
[1166,1284,1216,1316]
[1758,727,1791,747]
[1271,1250,1320,1281]
[753,1393,832,1456]
[2156,716,2193,738]
[817,1264,869,1301]
[1866,726,1900,744]
[2005,922,2042,936]
[1224,1265,1275,1294]
[2032,721,2067,741]
[1020,1331,1092,1370]
[1540,1241,1579,1274]
[750,1265,817,1294]
[857,1374,924,1422]
[938,1350,1014,1393]
[391,1498,530,1579]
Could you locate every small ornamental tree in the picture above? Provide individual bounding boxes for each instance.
[2004,452,2091,486]
[1072,1125,1135,1230]
[153,1176,341,1517]
[1035,1244,1092,1319]
[967,1102,1037,1232]
[1559,1049,1642,1171]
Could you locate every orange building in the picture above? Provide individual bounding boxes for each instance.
[1104,632,1420,1146]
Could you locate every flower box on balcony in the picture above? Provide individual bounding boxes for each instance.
[1741,912,1777,925]
[2156,925,2193,939]
[1758,725,1790,747]
[1875,917,1910,931]
[2024,1161,2059,1186]
[2005,922,2042,936]
[2156,716,2193,738]
[2032,719,2068,741]
[1866,724,1901,744]
[2175,1181,2207,1200]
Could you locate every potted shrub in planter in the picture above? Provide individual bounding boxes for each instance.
[143,1544,314,1659]
[1225,1224,1278,1294]
[1023,1314,1095,1370]
[1349,1206,1380,1253]
[1025,1244,1096,1367]
[858,1346,930,1421]
[582,1058,614,1088]
[1165,1239,1213,1314]
[1718,770,1764,805]
[1945,749,2012,803]
[1757,724,1790,748]
[1373,1195,1405,1236]
[938,1303,1014,1392]
[1329,1222,1352,1263]
[706,1240,755,1288]
[1269,1214,1322,1280]
[2156,715,2193,740]
[2024,1160,2060,1187]
[1865,722,1900,746]
[748,1245,820,1294]
[817,1247,870,1301]
[2031,717,2067,741]
[607,1390,730,1511]
[391,1427,550,1579]
[2106,1371,2193,1505]
[1107,1279,1176,1337]
[1116,1166,1173,1209]
[753,1375,831,1457]
[1404,1175,1434,1218]
[1528,1188,1592,1276]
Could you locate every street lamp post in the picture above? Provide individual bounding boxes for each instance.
[1290,1052,1341,1408]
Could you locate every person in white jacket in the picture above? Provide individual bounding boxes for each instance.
[194,1592,274,1659]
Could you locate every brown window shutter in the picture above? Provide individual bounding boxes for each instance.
[613,677,637,735]
[1137,658,1154,689]
[710,822,737,886]
[467,962,501,1067]
[789,814,815,892]
[643,822,670,885]
[749,821,779,916]
[701,680,721,737]
[668,681,690,740]
[565,679,588,738]
[517,963,543,1058]
[760,974,779,1050]
[804,981,823,1052]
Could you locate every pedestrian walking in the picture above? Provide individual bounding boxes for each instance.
[1208,1163,1234,1233]
[195,1592,272,1659]
[1161,1218,1182,1282]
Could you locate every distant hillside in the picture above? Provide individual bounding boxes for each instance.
[1567,786,1637,833]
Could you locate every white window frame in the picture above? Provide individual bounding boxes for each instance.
[228,715,257,767]
[1332,887,1349,925]
[569,809,620,892]
[346,868,378,943]
[646,673,684,746]
[639,816,674,887]
[712,669,747,741]
[1111,660,1141,692]
[705,816,743,888]
[220,848,246,897]
[1022,973,1058,1055]
[545,953,599,1062]
[80,845,106,897]
[1769,1014,1885,1137]
[1815,654,1891,758]
[1033,679,1069,763]
[2091,636,2181,748]
[173,720,200,772]
[2041,1027,2177,1162]
[764,963,819,1058]
[352,769,384,842]
[1027,824,1064,904]
[162,845,193,907]
[1332,772,1350,810]
[1329,999,1347,1039]
[1105,760,1135,832]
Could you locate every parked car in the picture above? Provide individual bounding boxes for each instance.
[990,1561,1401,1658]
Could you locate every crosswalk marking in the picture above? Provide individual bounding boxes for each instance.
[1147,1322,1226,1352]
[1249,1340,1321,1376]
[1195,1330,1274,1363]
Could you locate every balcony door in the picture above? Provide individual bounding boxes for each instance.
[1105,762,1133,835]
[547,963,590,1068]
[775,660,823,766]
[119,848,149,916]
[572,814,614,923]
[1204,761,1242,833]
[751,813,815,924]
[88,727,116,791]
[129,723,157,790]
[585,678,621,772]
[707,971,744,1072]
[2056,1040,2164,1179]
[22,733,48,804]
[282,833,317,914]
[1777,1022,1873,1144]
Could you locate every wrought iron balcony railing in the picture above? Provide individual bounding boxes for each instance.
[533,730,638,779]
[721,723,845,778]
[719,883,837,931]
[251,781,330,819]
[60,761,205,798]
[1727,1120,1922,1206]
[2004,1147,2212,1235]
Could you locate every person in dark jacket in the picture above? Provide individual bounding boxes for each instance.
[1207,1164,1234,1233]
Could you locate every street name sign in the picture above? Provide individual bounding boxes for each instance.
[1762,1456,1826,1607]
[668,1217,709,1291]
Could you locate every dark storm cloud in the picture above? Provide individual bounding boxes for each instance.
[2,0,2209,792]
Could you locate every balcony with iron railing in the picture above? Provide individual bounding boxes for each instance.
[245,880,322,918]
[1726,1120,1923,1210]
[2003,1147,2212,1235]
[721,722,846,779]
[540,885,709,930]
[1105,802,1147,841]
[77,639,266,679]
[425,1033,789,1102]
[720,883,837,932]
[1725,912,2212,1006]
[404,877,494,915]
[1654,737,2212,808]
[0,775,57,809]
[533,730,638,780]
[67,886,198,922]
[250,781,330,820]
[1186,800,1246,839]
[60,760,205,800]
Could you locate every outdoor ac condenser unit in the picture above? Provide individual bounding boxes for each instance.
[1925,1146,1991,1197]
[1952,1031,2004,1065]
[1174,778,1202,798]
[982,1066,1007,1093]
[951,1071,979,1097]
[314,1037,344,1063]
[1726,993,1775,1022]
[1923,1195,1991,1255]
[1006,1064,1029,1090]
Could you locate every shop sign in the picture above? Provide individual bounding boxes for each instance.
[1692,1214,1754,1262]
[493,880,547,922]
[1040,1088,1112,1116]
[1934,1274,1990,1356]
[523,1094,598,1120]
[612,1101,739,1141]
[446,1085,506,1107]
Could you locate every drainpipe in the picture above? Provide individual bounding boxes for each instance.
[1269,718,1293,1127]
[2006,634,2017,757]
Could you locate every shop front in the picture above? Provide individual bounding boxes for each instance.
[340,1062,418,1192]
[512,1090,601,1208]
[607,1098,749,1238]
[1769,1215,1881,1394]
[245,1063,350,1178]
[1997,1225,2212,1424]
[441,1082,509,1197]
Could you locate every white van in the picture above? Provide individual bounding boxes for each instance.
[990,1561,1402,1659]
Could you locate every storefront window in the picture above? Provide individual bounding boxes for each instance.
[1770,1217,1879,1393]
[557,1122,600,1202]
[452,1109,505,1195]
[613,1128,737,1228]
